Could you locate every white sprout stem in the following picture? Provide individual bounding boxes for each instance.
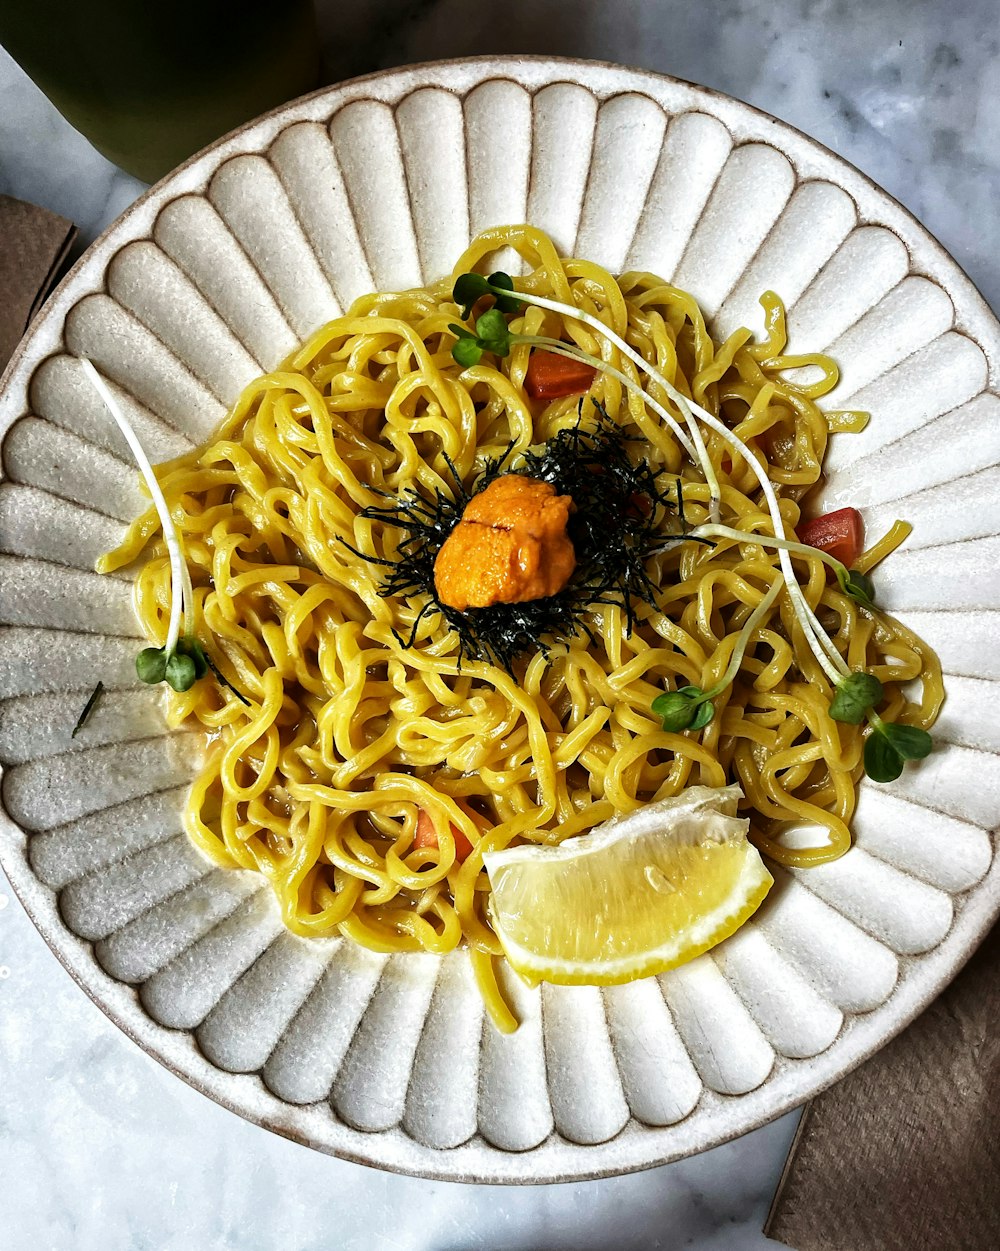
[684,524,848,683]
[179,557,197,639]
[516,335,698,460]
[80,359,185,655]
[682,412,721,523]
[507,288,849,682]
[691,524,848,576]
[689,526,847,684]
[705,575,784,696]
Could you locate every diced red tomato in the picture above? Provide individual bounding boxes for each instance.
[524,350,598,400]
[797,507,864,566]
[413,799,490,863]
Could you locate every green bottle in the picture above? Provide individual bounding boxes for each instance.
[0,0,321,183]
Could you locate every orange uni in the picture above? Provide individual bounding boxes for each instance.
[433,474,576,611]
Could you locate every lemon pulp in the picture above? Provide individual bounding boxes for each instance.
[483,785,772,986]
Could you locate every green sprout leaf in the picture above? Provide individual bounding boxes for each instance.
[136,636,215,694]
[448,322,483,367]
[864,728,904,782]
[176,635,209,679]
[829,671,884,725]
[453,271,522,319]
[689,699,716,731]
[487,271,521,313]
[881,721,933,761]
[863,716,933,783]
[836,566,877,610]
[449,311,511,367]
[652,685,715,732]
[452,337,483,367]
[164,651,198,692]
[474,308,511,356]
[136,647,168,684]
[453,273,491,319]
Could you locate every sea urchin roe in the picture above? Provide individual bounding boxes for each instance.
[433,474,576,611]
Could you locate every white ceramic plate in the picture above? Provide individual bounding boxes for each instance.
[1,57,998,1184]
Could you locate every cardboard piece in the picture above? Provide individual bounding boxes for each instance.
[0,194,77,373]
[765,920,1000,1250]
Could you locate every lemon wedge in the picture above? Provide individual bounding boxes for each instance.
[483,785,772,986]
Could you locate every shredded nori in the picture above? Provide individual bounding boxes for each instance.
[343,403,685,671]
[71,680,104,738]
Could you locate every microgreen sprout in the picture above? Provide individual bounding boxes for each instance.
[82,359,187,657]
[652,687,715,732]
[864,714,933,783]
[453,271,521,319]
[137,634,208,693]
[448,308,512,366]
[82,358,247,707]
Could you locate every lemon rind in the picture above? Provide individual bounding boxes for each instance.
[482,785,747,875]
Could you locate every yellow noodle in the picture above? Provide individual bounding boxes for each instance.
[104,226,943,1025]
[855,519,913,573]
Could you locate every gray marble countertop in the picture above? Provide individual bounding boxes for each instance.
[1,2,996,1248]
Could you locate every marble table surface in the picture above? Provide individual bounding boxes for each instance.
[1,2,997,1248]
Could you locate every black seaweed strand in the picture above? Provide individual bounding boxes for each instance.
[71,680,104,737]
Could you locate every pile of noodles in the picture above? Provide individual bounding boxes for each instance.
[101,224,941,1023]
